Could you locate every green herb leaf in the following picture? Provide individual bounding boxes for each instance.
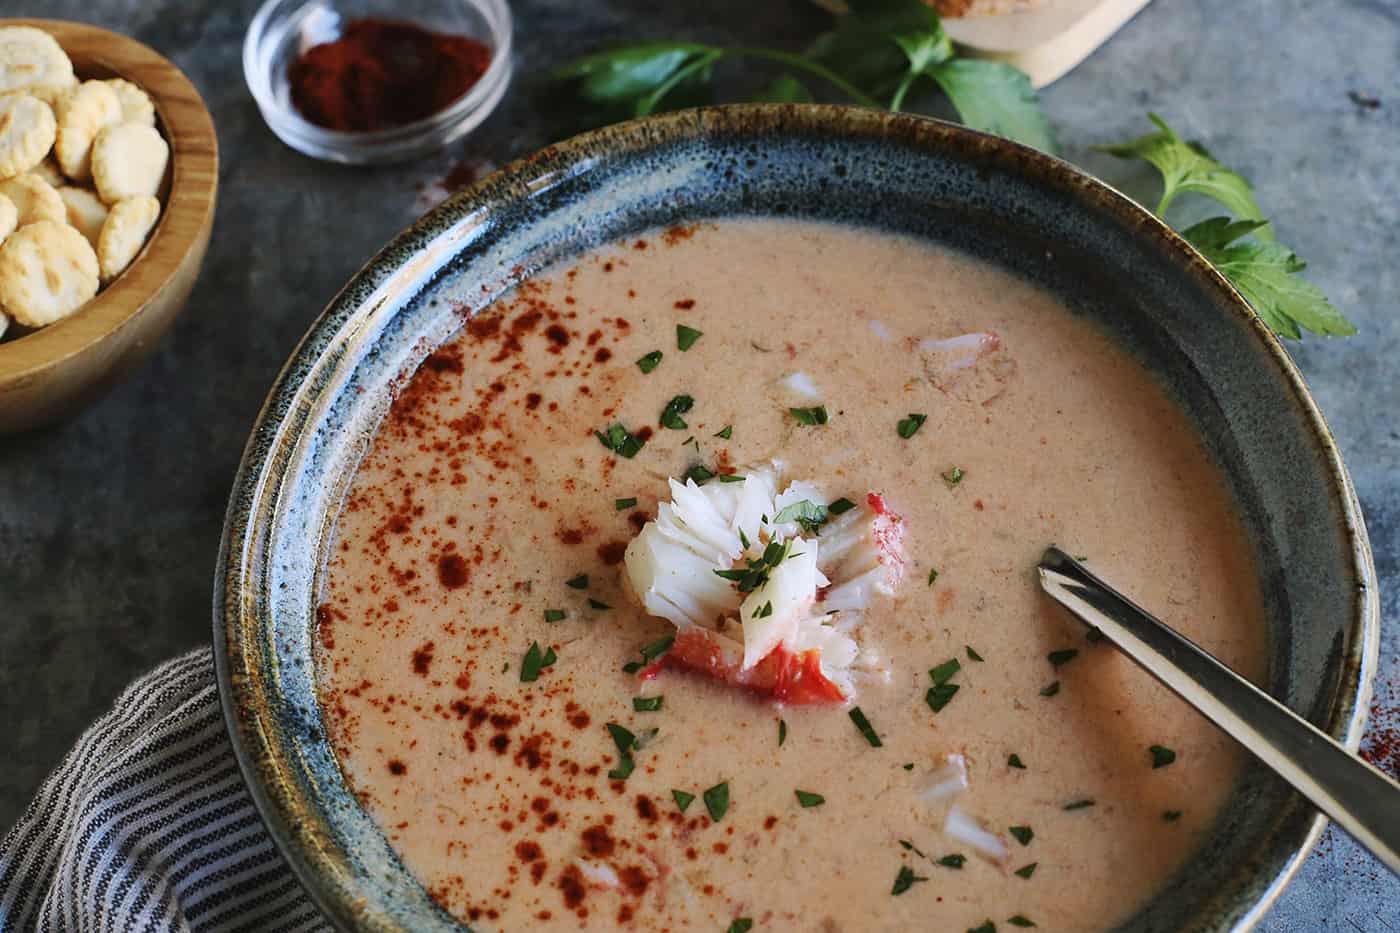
[608,754,636,780]
[727,919,754,933]
[606,722,636,753]
[937,854,966,868]
[633,696,663,712]
[757,74,814,103]
[903,762,915,770]
[1098,114,1269,229]
[967,645,984,662]
[703,782,730,821]
[926,683,959,713]
[672,789,695,811]
[615,497,638,511]
[891,864,927,896]
[641,633,675,661]
[772,499,829,533]
[776,719,787,748]
[927,568,939,586]
[1149,745,1177,768]
[849,707,882,747]
[660,394,695,430]
[714,424,733,439]
[1039,681,1060,697]
[753,600,774,619]
[795,789,826,808]
[828,496,857,514]
[1008,753,1026,770]
[1086,626,1106,643]
[1063,798,1095,811]
[520,642,557,682]
[552,42,710,103]
[718,472,746,483]
[677,324,703,351]
[636,350,663,373]
[1008,917,1037,928]
[596,422,646,458]
[929,658,961,685]
[1048,649,1079,668]
[968,923,997,933]
[896,412,928,438]
[586,598,610,611]
[565,574,589,589]
[929,58,1056,152]
[789,405,829,426]
[544,609,566,623]
[1163,809,1183,822]
[942,466,964,486]
[1009,825,1033,845]
[681,463,715,485]
[622,660,643,674]
[1182,216,1356,338]
[1014,862,1038,879]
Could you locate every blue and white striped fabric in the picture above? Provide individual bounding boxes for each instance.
[0,650,329,932]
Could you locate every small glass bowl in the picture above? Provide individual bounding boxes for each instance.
[243,0,512,165]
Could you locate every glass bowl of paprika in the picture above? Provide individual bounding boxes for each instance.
[243,0,512,165]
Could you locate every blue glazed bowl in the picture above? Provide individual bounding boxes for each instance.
[214,105,1379,931]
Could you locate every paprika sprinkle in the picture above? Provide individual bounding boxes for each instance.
[288,19,492,133]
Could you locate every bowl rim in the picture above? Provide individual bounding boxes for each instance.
[214,103,1380,931]
[0,18,219,380]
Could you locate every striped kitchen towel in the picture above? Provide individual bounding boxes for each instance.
[0,649,329,932]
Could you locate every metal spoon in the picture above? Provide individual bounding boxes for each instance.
[1037,545,1400,877]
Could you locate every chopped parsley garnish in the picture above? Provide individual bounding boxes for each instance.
[930,658,961,685]
[927,568,939,586]
[778,719,787,747]
[1163,809,1183,822]
[719,472,746,483]
[672,789,695,812]
[595,422,646,458]
[849,707,882,747]
[891,865,927,895]
[681,463,715,484]
[633,696,663,712]
[565,574,589,589]
[1048,648,1079,667]
[739,529,751,550]
[969,923,996,933]
[942,466,965,486]
[1149,745,1177,768]
[614,497,638,511]
[703,782,730,821]
[1009,917,1037,928]
[1008,753,1026,770]
[795,790,826,808]
[606,722,639,779]
[926,684,959,713]
[1009,825,1034,845]
[967,645,984,662]
[1014,862,1038,879]
[727,920,753,933]
[937,854,966,869]
[1063,798,1096,811]
[636,350,663,373]
[898,839,927,858]
[641,633,675,661]
[896,413,928,439]
[544,609,566,622]
[714,538,794,592]
[622,661,643,674]
[714,424,733,439]
[676,324,703,351]
[588,598,612,610]
[903,762,915,770]
[753,601,774,619]
[1040,681,1061,697]
[772,499,828,533]
[1086,626,1106,643]
[789,405,829,426]
[827,496,857,515]
[519,642,556,682]
[660,394,694,429]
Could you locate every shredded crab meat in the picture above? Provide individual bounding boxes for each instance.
[945,804,1010,864]
[918,330,1017,406]
[624,463,905,704]
[918,753,970,803]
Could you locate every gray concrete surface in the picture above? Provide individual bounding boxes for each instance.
[1,0,1395,927]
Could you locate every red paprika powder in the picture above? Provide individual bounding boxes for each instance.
[288,18,492,133]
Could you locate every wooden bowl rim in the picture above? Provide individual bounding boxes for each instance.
[0,18,218,379]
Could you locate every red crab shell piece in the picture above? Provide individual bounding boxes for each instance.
[640,629,846,705]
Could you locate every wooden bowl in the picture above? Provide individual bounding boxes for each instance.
[0,19,218,434]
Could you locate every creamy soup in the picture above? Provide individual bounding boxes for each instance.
[317,219,1266,932]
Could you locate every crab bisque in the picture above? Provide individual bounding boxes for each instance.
[317,219,1266,931]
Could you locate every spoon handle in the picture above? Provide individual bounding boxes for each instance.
[1038,546,1400,877]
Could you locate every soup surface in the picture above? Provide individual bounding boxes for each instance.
[317,219,1266,931]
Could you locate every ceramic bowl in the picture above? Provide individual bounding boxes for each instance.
[0,18,218,435]
[215,104,1378,931]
